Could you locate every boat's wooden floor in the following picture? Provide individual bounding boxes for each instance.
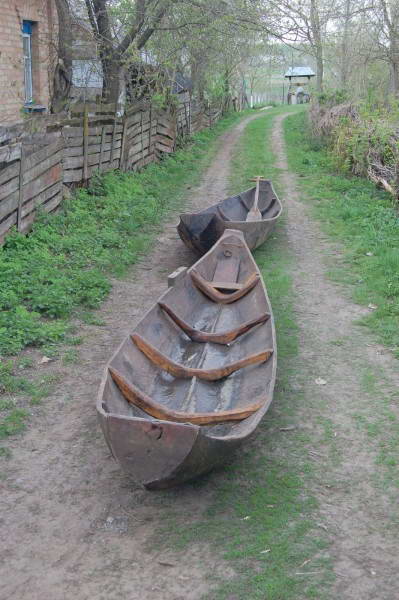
[103,233,274,427]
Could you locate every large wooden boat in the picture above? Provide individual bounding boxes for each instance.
[177,178,282,255]
[97,230,276,489]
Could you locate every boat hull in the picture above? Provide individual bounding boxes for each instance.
[177,182,282,255]
[97,405,245,489]
[97,230,277,489]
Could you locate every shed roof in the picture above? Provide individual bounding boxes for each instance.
[284,66,315,78]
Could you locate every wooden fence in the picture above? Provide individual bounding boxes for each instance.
[0,99,217,245]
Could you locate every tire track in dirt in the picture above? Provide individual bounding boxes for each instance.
[273,113,399,599]
[0,113,262,600]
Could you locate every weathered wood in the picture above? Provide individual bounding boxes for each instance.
[17,144,25,232]
[97,229,277,489]
[23,163,62,203]
[63,159,120,183]
[70,101,117,115]
[191,270,260,304]
[178,181,283,254]
[19,191,62,233]
[0,161,20,186]
[0,143,21,163]
[159,302,270,345]
[110,103,118,165]
[83,104,89,181]
[64,148,121,170]
[99,126,107,171]
[109,367,265,426]
[120,116,129,171]
[23,139,63,175]
[131,333,271,381]
[24,148,63,186]
[246,177,263,222]
[0,211,17,242]
[167,266,187,287]
[0,189,19,220]
[0,174,19,203]
[21,180,62,219]
[63,124,123,138]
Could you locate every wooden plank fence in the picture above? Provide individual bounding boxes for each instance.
[0,99,219,245]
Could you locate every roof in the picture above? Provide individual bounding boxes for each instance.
[284,67,315,78]
[171,73,192,94]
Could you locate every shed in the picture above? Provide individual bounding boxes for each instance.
[284,66,315,104]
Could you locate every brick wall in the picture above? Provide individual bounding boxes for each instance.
[0,0,57,123]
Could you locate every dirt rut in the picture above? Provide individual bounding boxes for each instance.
[273,113,399,600]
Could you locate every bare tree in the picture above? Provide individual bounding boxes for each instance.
[52,0,73,111]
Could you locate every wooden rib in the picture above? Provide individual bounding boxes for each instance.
[109,367,264,425]
[238,194,250,211]
[191,270,259,304]
[261,197,276,216]
[159,302,270,344]
[131,333,272,381]
[217,205,231,221]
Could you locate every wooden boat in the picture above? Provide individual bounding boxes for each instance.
[177,178,282,255]
[97,230,276,489]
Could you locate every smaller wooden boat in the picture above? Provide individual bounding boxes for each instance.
[97,230,276,489]
[177,177,282,254]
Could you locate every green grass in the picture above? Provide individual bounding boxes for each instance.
[0,110,251,454]
[0,110,250,358]
[285,110,399,517]
[284,111,399,357]
[154,106,333,599]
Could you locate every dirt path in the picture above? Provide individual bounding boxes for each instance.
[273,113,399,599]
[0,113,260,600]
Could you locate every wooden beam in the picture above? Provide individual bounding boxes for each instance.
[131,333,272,381]
[109,367,264,425]
[191,270,260,304]
[159,302,270,345]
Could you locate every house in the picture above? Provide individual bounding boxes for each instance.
[0,1,57,123]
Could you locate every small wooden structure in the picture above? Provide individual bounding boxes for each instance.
[284,67,315,104]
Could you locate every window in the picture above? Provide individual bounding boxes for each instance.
[22,21,33,103]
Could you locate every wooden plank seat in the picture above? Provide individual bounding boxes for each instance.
[159,302,270,344]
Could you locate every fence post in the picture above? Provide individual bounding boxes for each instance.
[120,114,129,171]
[83,103,89,181]
[17,142,25,232]
[110,101,118,165]
[99,125,106,172]
[140,110,144,166]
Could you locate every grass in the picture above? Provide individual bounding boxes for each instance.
[284,111,399,357]
[0,110,250,358]
[153,106,333,599]
[0,109,252,458]
[284,110,399,526]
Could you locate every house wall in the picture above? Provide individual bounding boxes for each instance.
[0,0,57,124]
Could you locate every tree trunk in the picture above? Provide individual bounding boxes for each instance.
[52,0,72,112]
[339,0,352,89]
[310,0,324,92]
